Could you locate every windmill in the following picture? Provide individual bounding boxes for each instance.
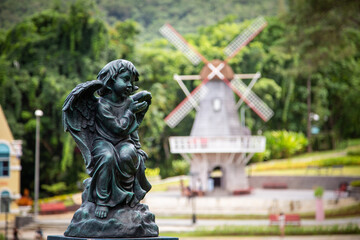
[160,17,273,193]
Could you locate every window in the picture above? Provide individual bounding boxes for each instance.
[212,98,222,112]
[0,144,10,177]
[0,190,10,213]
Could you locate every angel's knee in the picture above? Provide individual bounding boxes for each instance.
[119,144,138,172]
[93,140,116,165]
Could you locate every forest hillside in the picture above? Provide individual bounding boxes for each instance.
[0,0,281,40]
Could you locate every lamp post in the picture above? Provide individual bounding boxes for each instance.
[190,172,197,224]
[34,109,43,220]
[3,196,10,240]
[307,77,312,152]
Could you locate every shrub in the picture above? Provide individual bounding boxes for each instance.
[350,180,360,187]
[251,150,271,163]
[171,159,190,176]
[41,182,67,195]
[264,130,308,159]
[39,193,73,204]
[285,224,360,235]
[325,202,360,217]
[317,156,360,167]
[145,168,160,178]
[347,148,360,156]
[314,186,324,198]
[337,138,360,150]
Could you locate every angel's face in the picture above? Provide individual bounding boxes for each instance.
[112,70,134,99]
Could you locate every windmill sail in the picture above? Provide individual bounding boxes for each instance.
[161,16,273,127]
[226,77,274,122]
[165,84,208,128]
[159,24,206,65]
[224,16,267,61]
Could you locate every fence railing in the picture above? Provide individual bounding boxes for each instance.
[169,136,266,153]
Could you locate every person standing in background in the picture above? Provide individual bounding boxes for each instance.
[279,212,285,237]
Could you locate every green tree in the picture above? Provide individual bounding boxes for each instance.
[284,0,360,148]
[0,0,112,196]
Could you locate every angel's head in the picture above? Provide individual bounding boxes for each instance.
[97,59,139,97]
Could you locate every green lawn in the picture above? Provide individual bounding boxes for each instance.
[247,166,360,176]
[150,177,189,192]
[161,224,360,237]
[247,144,360,176]
[289,149,346,160]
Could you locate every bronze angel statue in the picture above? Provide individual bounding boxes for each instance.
[62,59,152,221]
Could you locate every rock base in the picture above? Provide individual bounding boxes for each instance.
[64,177,159,238]
[64,202,159,238]
[49,236,178,240]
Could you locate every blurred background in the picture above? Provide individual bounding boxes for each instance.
[0,0,359,239]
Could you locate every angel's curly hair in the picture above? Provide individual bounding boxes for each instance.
[97,59,139,96]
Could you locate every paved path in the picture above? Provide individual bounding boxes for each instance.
[147,188,340,200]
[5,189,359,239]
[157,217,360,228]
[13,231,360,240]
[180,236,360,240]
[145,189,357,215]
[13,210,360,230]
[10,216,360,240]
[14,226,360,240]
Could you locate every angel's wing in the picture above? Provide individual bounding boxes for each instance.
[62,80,103,174]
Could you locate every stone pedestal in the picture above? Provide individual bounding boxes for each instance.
[64,178,159,238]
[64,201,158,238]
[48,236,178,240]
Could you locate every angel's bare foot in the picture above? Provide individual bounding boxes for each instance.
[129,196,139,208]
[95,206,109,219]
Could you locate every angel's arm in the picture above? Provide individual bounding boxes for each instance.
[131,91,152,103]
[131,91,152,125]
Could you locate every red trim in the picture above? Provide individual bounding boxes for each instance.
[165,78,210,122]
[222,77,268,122]
[165,23,209,64]
[225,22,267,62]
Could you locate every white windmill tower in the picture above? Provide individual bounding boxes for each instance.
[160,17,273,193]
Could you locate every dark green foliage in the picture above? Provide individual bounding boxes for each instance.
[0,0,52,29]
[348,149,360,156]
[282,0,360,140]
[1,0,360,192]
[0,0,113,196]
[94,0,280,41]
[1,0,280,41]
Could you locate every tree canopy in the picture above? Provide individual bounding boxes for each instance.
[0,0,359,195]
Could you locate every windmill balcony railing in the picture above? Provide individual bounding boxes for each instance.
[169,135,266,153]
